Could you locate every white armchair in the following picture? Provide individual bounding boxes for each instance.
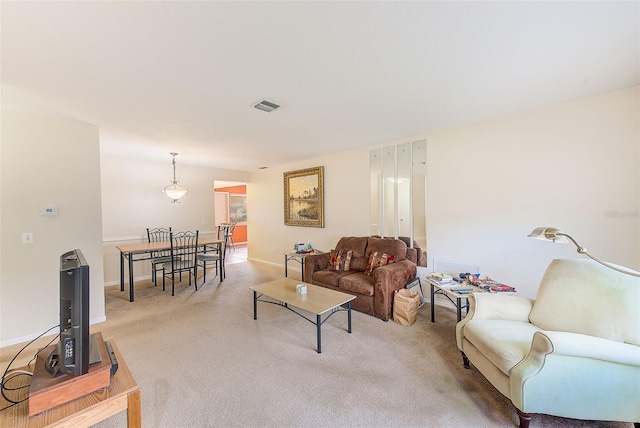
[456,258,640,428]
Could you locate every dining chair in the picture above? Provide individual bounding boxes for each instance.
[217,223,229,250]
[218,223,235,253]
[161,230,199,296]
[196,240,226,284]
[226,223,236,252]
[146,227,172,286]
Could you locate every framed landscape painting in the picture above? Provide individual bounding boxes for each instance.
[284,166,324,228]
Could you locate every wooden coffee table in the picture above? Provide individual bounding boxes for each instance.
[250,278,356,353]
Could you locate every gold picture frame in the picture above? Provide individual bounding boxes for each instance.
[284,166,324,228]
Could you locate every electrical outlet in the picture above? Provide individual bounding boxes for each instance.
[272,247,276,254]
[22,232,33,244]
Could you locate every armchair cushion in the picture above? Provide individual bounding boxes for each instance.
[463,320,543,375]
[529,258,640,345]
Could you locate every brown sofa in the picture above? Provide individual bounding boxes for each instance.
[303,236,425,321]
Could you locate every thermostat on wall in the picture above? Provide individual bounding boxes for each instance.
[40,206,58,216]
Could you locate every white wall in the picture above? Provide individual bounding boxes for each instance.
[425,87,639,297]
[248,149,372,266]
[1,110,105,346]
[248,87,640,298]
[100,155,250,285]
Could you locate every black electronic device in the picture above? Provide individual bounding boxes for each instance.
[105,340,119,376]
[46,249,91,377]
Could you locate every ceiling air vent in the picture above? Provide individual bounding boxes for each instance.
[254,99,280,113]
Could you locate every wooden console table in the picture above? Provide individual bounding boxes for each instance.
[0,340,140,427]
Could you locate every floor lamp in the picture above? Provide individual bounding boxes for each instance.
[528,227,640,278]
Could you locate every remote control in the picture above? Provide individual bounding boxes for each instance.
[104,340,119,376]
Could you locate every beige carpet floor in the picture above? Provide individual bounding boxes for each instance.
[1,259,633,427]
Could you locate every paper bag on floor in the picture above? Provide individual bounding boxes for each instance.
[393,288,420,326]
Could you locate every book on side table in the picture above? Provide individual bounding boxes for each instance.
[469,277,516,293]
[449,286,474,294]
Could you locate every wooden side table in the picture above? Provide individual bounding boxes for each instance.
[0,340,141,427]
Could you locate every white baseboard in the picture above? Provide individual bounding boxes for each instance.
[104,274,152,287]
[247,257,283,269]
[0,316,107,349]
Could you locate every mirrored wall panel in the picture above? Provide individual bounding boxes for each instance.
[369,149,381,237]
[412,140,427,249]
[397,142,412,239]
[382,146,396,238]
[370,140,427,248]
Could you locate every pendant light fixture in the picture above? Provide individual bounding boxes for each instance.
[163,152,188,203]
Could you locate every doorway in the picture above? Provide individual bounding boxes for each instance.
[214,181,247,263]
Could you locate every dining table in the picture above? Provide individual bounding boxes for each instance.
[115,235,224,302]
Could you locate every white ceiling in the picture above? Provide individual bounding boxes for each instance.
[2,1,638,171]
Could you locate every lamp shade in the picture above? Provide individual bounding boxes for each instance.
[527,227,569,243]
[163,152,188,203]
[164,184,188,202]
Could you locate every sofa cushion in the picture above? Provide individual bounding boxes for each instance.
[367,237,407,261]
[335,236,368,258]
[364,252,394,275]
[529,259,640,346]
[327,250,341,270]
[338,272,374,296]
[343,250,353,270]
[464,319,544,375]
[349,256,369,272]
[328,249,353,271]
[312,270,354,287]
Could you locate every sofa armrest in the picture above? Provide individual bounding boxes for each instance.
[303,252,331,283]
[521,331,640,367]
[456,293,535,350]
[510,331,640,416]
[372,260,417,321]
